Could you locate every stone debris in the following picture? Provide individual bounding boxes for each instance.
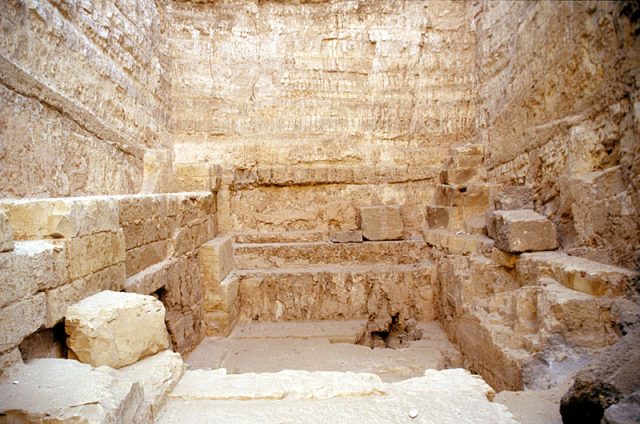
[0,358,146,423]
[65,290,171,368]
[360,205,404,241]
[487,209,558,253]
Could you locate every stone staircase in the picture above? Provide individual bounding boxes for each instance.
[231,236,437,331]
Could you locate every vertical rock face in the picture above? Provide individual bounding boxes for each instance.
[476,0,640,268]
[65,291,171,369]
[168,0,477,169]
[0,0,170,197]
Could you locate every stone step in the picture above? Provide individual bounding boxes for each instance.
[422,228,495,256]
[158,368,518,424]
[516,251,636,297]
[228,319,367,342]
[233,238,427,270]
[233,230,329,244]
[235,262,437,322]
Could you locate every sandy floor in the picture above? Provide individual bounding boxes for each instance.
[185,320,567,423]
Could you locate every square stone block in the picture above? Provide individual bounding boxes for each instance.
[199,235,234,286]
[486,209,558,253]
[360,205,404,241]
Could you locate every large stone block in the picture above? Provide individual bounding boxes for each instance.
[199,235,234,286]
[0,210,14,252]
[117,195,168,224]
[0,293,46,352]
[0,358,145,423]
[360,205,404,241]
[65,230,126,280]
[46,263,126,327]
[65,290,171,368]
[0,240,67,309]
[486,209,558,253]
[0,197,119,240]
[517,251,634,297]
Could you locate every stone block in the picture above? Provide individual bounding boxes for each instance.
[0,293,46,352]
[486,209,558,253]
[117,195,167,224]
[46,263,126,327]
[65,290,171,368]
[439,167,481,185]
[493,186,534,210]
[175,162,217,192]
[0,210,14,252]
[199,235,234,285]
[330,230,363,243]
[204,274,239,314]
[422,228,494,255]
[0,240,67,308]
[65,230,126,280]
[125,258,177,295]
[0,358,145,423]
[120,350,186,420]
[360,205,404,241]
[0,197,119,240]
[126,239,168,277]
[171,216,215,257]
[517,251,634,297]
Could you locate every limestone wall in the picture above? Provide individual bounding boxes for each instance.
[168,0,476,168]
[0,0,171,197]
[0,192,216,365]
[166,0,477,233]
[476,1,640,268]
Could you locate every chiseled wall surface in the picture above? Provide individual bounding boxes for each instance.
[168,0,477,169]
[476,1,640,268]
[0,0,171,198]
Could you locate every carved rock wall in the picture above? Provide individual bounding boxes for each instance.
[168,0,477,168]
[0,0,171,197]
[475,1,640,268]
